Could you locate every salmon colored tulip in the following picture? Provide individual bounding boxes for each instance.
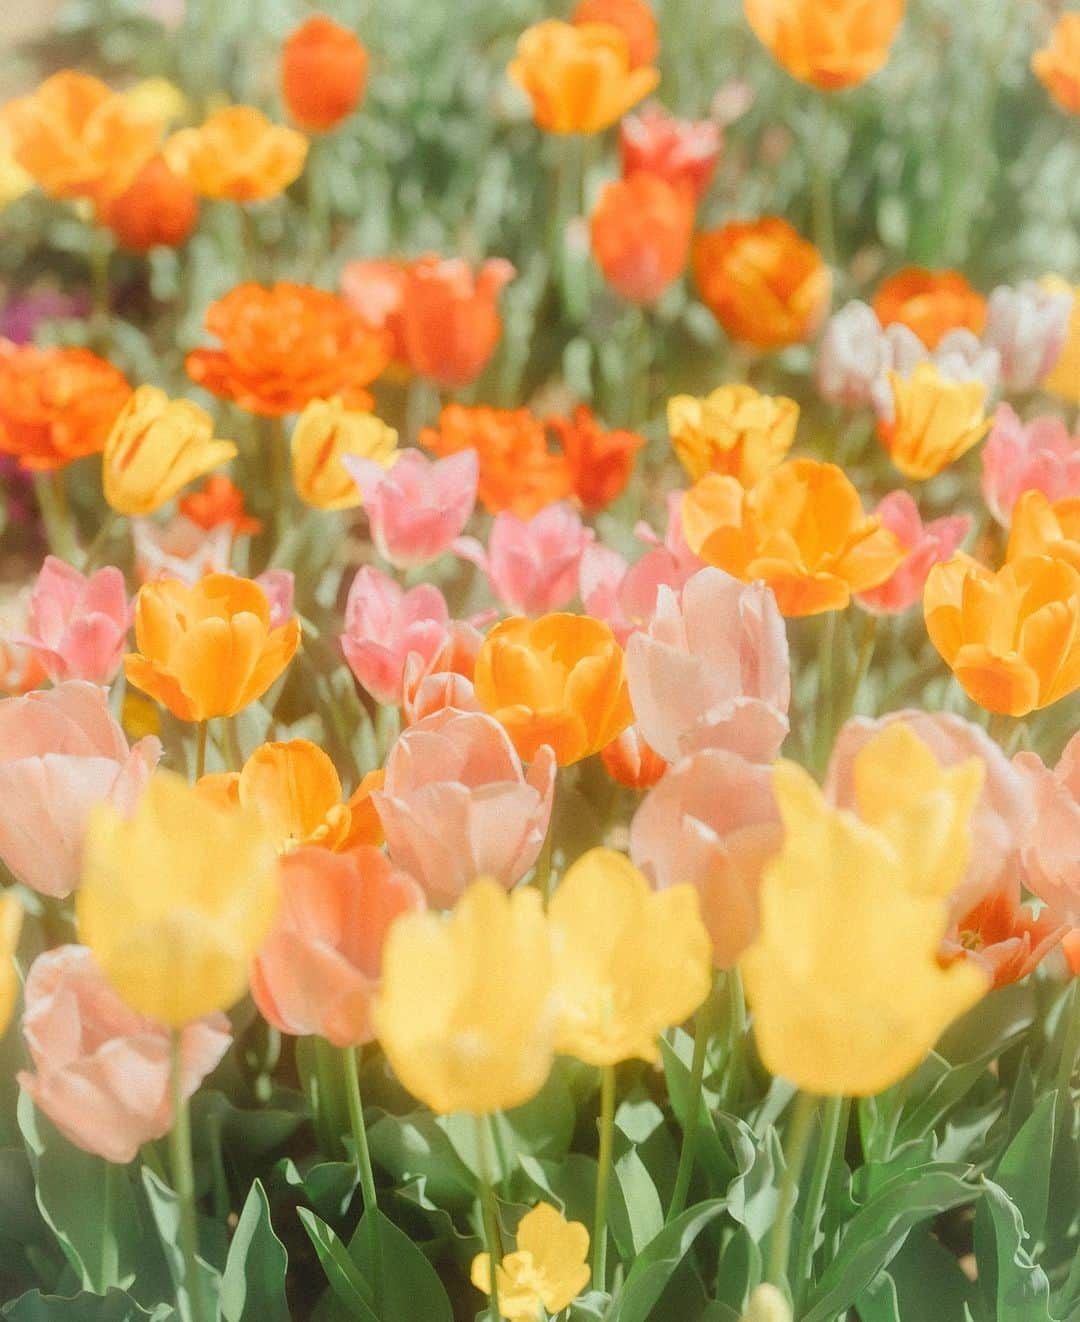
[281,16,369,132]
[855,492,971,615]
[668,384,798,486]
[99,154,198,252]
[682,460,905,616]
[103,385,237,517]
[590,172,695,305]
[1041,276,1080,403]
[453,503,593,616]
[1006,490,1080,572]
[18,945,230,1163]
[401,620,483,725]
[124,573,301,722]
[620,103,722,201]
[981,405,1080,526]
[743,0,906,91]
[873,267,986,350]
[631,749,782,967]
[375,708,555,905]
[0,894,21,1037]
[474,613,633,765]
[374,878,557,1114]
[572,0,658,68]
[164,106,307,203]
[924,553,1080,716]
[601,724,667,790]
[507,21,659,135]
[400,256,515,388]
[693,218,831,350]
[290,398,398,512]
[625,567,790,765]
[471,1202,590,1322]
[1033,14,1080,114]
[1014,732,1080,924]
[251,845,423,1047]
[340,566,450,706]
[881,362,989,480]
[547,406,643,512]
[0,682,159,898]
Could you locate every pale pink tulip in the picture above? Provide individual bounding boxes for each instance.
[18,945,230,1163]
[855,492,971,615]
[984,281,1072,392]
[1014,733,1080,925]
[980,404,1080,526]
[18,557,130,685]
[340,566,449,706]
[0,682,160,897]
[401,620,483,724]
[454,502,592,615]
[133,515,232,583]
[625,567,790,765]
[827,711,1030,917]
[345,449,478,570]
[630,749,781,967]
[374,708,555,905]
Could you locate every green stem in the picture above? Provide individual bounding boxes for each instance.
[840,613,879,727]
[792,1094,847,1309]
[723,968,749,1110]
[193,722,208,782]
[667,986,718,1221]
[90,232,112,349]
[474,1113,503,1322]
[168,1031,207,1322]
[82,509,118,572]
[808,93,836,264]
[341,1045,381,1294]
[766,1091,819,1292]
[592,1065,616,1291]
[32,471,80,564]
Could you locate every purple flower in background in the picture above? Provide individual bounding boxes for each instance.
[0,291,90,346]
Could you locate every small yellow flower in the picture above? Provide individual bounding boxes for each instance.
[668,384,798,486]
[291,397,398,511]
[548,848,712,1067]
[0,893,23,1037]
[77,771,279,1027]
[470,1202,590,1321]
[883,362,990,480]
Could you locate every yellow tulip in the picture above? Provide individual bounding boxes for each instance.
[470,1202,590,1321]
[883,362,990,480]
[103,384,237,516]
[0,893,23,1036]
[667,384,798,486]
[373,878,556,1115]
[740,752,988,1097]
[548,848,712,1067]
[291,397,398,511]
[77,771,279,1026]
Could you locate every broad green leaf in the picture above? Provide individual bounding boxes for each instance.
[973,1179,1055,1322]
[605,1199,727,1322]
[139,1169,221,1322]
[276,1158,358,1223]
[348,1209,453,1322]
[992,1093,1056,1250]
[220,1181,289,1322]
[2,1290,174,1321]
[368,1109,475,1206]
[610,1149,664,1259]
[297,1208,377,1322]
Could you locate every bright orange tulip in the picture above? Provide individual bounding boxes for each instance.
[281,17,369,132]
[743,0,906,91]
[1033,15,1080,115]
[591,171,695,305]
[572,0,659,68]
[873,267,986,349]
[548,406,644,512]
[99,155,199,253]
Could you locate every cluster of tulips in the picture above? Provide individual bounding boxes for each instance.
[0,0,1078,1319]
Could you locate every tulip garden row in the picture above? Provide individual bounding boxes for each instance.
[0,1,1078,1319]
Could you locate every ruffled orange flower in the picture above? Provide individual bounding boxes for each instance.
[873,267,987,349]
[743,0,906,91]
[421,405,573,518]
[1007,490,1080,572]
[2,71,159,202]
[682,459,905,616]
[0,341,131,472]
[1033,14,1080,115]
[185,283,391,416]
[125,573,301,722]
[590,171,695,305]
[572,0,659,69]
[924,553,1080,716]
[164,106,307,203]
[508,20,659,134]
[99,155,199,253]
[548,405,643,512]
[179,475,262,536]
[281,16,369,132]
[693,217,831,350]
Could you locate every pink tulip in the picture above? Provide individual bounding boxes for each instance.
[133,515,232,583]
[401,620,483,724]
[983,281,1072,392]
[19,557,130,685]
[980,403,1080,526]
[625,567,790,765]
[374,708,556,905]
[344,449,478,570]
[855,492,971,615]
[340,566,450,706]
[0,682,160,897]
[18,945,230,1163]
[454,502,592,615]
[619,102,723,201]
[630,749,781,967]
[256,569,295,630]
[826,711,1030,917]
[1014,732,1080,925]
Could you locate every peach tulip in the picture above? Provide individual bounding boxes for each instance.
[251,846,424,1047]
[18,945,230,1163]
[401,620,483,725]
[454,503,593,616]
[855,492,971,615]
[625,567,790,765]
[375,708,556,905]
[980,404,1080,527]
[20,557,130,685]
[340,567,450,706]
[630,749,782,967]
[0,682,159,897]
[1014,732,1080,925]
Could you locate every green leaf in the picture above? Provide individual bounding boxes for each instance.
[605,1199,727,1322]
[348,1208,453,1322]
[973,1179,1055,1322]
[610,1149,664,1259]
[2,1290,174,1321]
[276,1158,358,1223]
[367,1109,475,1206]
[990,1092,1055,1250]
[220,1180,289,1322]
[297,1208,377,1322]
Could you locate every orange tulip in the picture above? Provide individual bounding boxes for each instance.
[601,724,668,789]
[873,267,987,349]
[281,16,369,132]
[572,0,659,68]
[164,106,307,203]
[682,459,905,616]
[179,475,262,536]
[0,341,131,472]
[421,405,573,518]
[591,171,695,305]
[508,20,659,134]
[1007,490,1080,572]
[399,256,515,388]
[186,283,391,416]
[743,0,906,91]
[548,405,644,512]
[693,218,831,350]
[99,154,199,253]
[924,553,1080,716]
[1033,15,1080,115]
[2,71,159,202]
[474,613,633,765]
[882,363,990,480]
[124,574,301,722]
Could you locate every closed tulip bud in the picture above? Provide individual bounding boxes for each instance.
[881,363,990,480]
[281,17,369,133]
[291,397,398,511]
[740,1285,792,1322]
[983,281,1072,392]
[453,503,593,616]
[22,557,131,686]
[743,0,905,91]
[103,385,237,517]
[668,384,798,486]
[980,405,1080,526]
[590,172,695,305]
[76,771,280,1026]
[345,449,478,570]
[399,256,515,388]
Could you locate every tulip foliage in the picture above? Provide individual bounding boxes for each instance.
[0,2,1079,1322]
